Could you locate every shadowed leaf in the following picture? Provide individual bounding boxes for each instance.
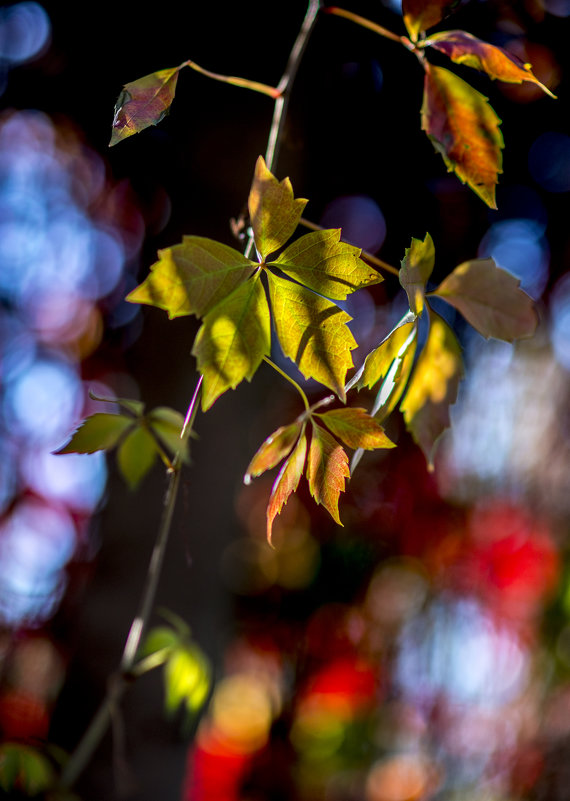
[422,65,503,208]
[54,413,133,454]
[307,421,350,525]
[357,321,416,392]
[88,391,144,417]
[271,229,382,300]
[430,257,538,341]
[248,156,308,259]
[0,743,55,795]
[126,237,257,319]
[110,67,180,146]
[245,421,303,484]
[117,426,158,489]
[267,430,307,543]
[399,233,435,316]
[402,0,459,42]
[148,407,190,463]
[316,407,395,450]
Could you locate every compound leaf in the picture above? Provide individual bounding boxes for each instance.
[425,30,556,97]
[422,65,503,208]
[245,421,303,484]
[110,67,180,146]
[307,421,350,526]
[267,273,357,401]
[399,233,435,316]
[357,321,416,391]
[192,274,270,410]
[267,429,307,543]
[126,237,257,320]
[316,407,395,450]
[54,413,133,454]
[401,308,464,468]
[271,229,382,300]
[402,0,459,42]
[117,426,158,489]
[248,156,308,260]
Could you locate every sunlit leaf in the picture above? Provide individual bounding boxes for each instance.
[248,156,308,260]
[399,233,435,316]
[244,421,303,484]
[402,0,459,42]
[400,308,464,468]
[267,273,356,401]
[164,644,211,717]
[422,65,503,208]
[0,743,55,795]
[267,429,307,543]
[54,413,133,455]
[430,257,538,341]
[271,229,382,300]
[126,237,257,319]
[192,274,270,410]
[110,67,180,146]
[307,421,350,526]
[357,321,416,391]
[117,426,158,489]
[425,30,556,97]
[316,407,396,450]
[148,407,190,463]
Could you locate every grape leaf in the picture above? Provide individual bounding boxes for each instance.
[267,430,307,543]
[117,426,159,489]
[110,67,180,146]
[425,31,556,97]
[267,273,357,401]
[400,308,464,468]
[429,257,538,341]
[315,407,395,450]
[244,421,303,484]
[192,274,271,410]
[399,233,435,316]
[148,407,190,463]
[126,237,257,319]
[54,413,133,454]
[356,321,416,391]
[307,421,350,526]
[248,156,308,260]
[271,229,382,300]
[422,65,503,208]
[402,0,459,42]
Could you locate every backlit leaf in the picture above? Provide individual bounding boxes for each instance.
[164,645,211,716]
[141,626,180,658]
[192,274,270,410]
[148,407,190,463]
[54,413,133,454]
[357,321,416,391]
[244,421,303,484]
[402,0,459,42]
[248,156,308,260]
[307,421,350,526]
[110,67,180,146]
[430,257,538,341]
[267,273,357,401]
[126,237,257,319]
[425,31,556,97]
[399,233,435,316]
[316,407,395,450]
[267,430,307,543]
[117,426,158,489]
[422,65,503,208]
[271,229,382,300]
[0,743,55,795]
[400,308,464,468]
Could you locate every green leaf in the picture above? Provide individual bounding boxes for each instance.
[266,429,307,543]
[316,407,396,450]
[267,273,357,401]
[271,229,382,300]
[148,407,190,463]
[307,421,350,526]
[141,626,180,658]
[54,413,133,455]
[429,257,538,342]
[399,233,435,316]
[117,426,158,489]
[126,237,257,319]
[244,421,303,484]
[110,67,180,146]
[402,0,459,42]
[400,308,464,468]
[88,390,145,417]
[421,65,504,208]
[356,321,417,391]
[164,645,211,717]
[248,156,308,260]
[0,743,55,795]
[192,274,271,410]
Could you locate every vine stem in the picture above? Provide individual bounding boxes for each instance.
[181,59,279,98]
[324,6,406,45]
[263,356,310,412]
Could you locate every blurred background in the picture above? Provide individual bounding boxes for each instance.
[0,0,569,799]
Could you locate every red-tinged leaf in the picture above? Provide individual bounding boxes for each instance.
[126,237,257,319]
[307,421,350,526]
[422,65,503,208]
[245,421,303,484]
[425,31,556,98]
[267,431,307,543]
[117,426,158,489]
[402,0,459,42]
[429,257,538,341]
[110,67,180,146]
[248,156,308,260]
[357,321,416,392]
[54,413,134,454]
[400,308,464,468]
[399,233,435,317]
[315,407,396,450]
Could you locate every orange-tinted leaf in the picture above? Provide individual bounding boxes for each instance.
[399,233,435,316]
[110,67,180,146]
[307,421,350,526]
[316,407,395,450]
[430,257,538,341]
[267,430,307,543]
[422,65,503,208]
[402,0,459,42]
[244,421,302,483]
[425,31,556,97]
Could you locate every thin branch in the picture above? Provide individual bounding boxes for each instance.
[264,356,311,412]
[324,7,404,45]
[182,59,279,98]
